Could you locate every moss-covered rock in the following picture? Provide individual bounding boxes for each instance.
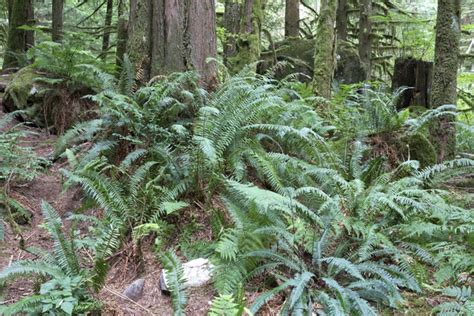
[2,67,95,133]
[258,39,366,84]
[3,67,44,122]
[400,133,437,168]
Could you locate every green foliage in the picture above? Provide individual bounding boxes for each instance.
[27,41,114,91]
[0,201,110,315]
[0,111,47,237]
[52,71,473,315]
[160,250,188,316]
[433,286,474,315]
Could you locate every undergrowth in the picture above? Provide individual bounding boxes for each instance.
[1,65,473,315]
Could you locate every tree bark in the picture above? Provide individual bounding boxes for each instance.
[336,0,348,42]
[358,0,372,79]
[185,0,218,89]
[127,0,217,89]
[285,0,300,38]
[312,0,337,99]
[52,0,64,42]
[392,58,433,109]
[223,0,243,68]
[429,0,461,161]
[101,0,114,59]
[3,0,34,69]
[116,0,128,69]
[225,0,264,73]
[127,0,153,80]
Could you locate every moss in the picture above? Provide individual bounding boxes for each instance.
[400,133,437,168]
[312,0,337,99]
[3,66,95,133]
[227,33,261,73]
[3,67,39,113]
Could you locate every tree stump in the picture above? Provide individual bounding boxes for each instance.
[392,58,433,109]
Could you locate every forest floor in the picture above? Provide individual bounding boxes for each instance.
[0,105,218,315]
[1,101,471,315]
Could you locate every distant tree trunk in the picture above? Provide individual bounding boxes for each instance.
[25,0,35,48]
[101,0,114,59]
[429,0,461,161]
[6,0,13,23]
[336,0,348,42]
[285,0,299,38]
[223,0,243,68]
[52,0,64,42]
[127,0,217,89]
[312,0,337,99]
[225,0,264,73]
[358,0,372,79]
[116,0,128,69]
[392,58,433,109]
[3,0,34,69]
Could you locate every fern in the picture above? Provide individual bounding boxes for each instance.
[160,250,188,316]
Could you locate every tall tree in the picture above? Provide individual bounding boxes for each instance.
[312,0,337,99]
[285,0,300,38]
[336,0,348,42]
[116,0,128,69]
[101,0,114,59]
[52,0,64,43]
[223,0,243,68]
[224,0,265,73]
[3,0,34,69]
[429,0,461,161]
[358,0,372,79]
[127,0,217,89]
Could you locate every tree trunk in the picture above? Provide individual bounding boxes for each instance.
[285,0,299,38]
[101,0,114,59]
[312,0,337,99]
[116,0,128,70]
[127,0,153,81]
[358,0,372,79]
[226,0,264,73]
[186,0,218,89]
[429,0,461,162]
[3,0,34,69]
[223,0,243,68]
[392,58,433,109]
[336,0,348,42]
[52,0,64,42]
[127,0,217,89]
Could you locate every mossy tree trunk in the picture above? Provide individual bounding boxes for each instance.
[285,0,300,38]
[429,0,461,161]
[127,0,152,80]
[3,0,34,69]
[116,0,128,71]
[358,0,372,79]
[225,0,265,73]
[312,0,337,99]
[223,0,243,68]
[127,0,217,89]
[52,0,64,42]
[101,0,114,59]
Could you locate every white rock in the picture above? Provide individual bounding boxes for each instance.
[160,258,214,293]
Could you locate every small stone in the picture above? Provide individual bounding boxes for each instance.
[122,278,145,302]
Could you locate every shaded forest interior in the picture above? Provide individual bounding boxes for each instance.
[0,0,473,315]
